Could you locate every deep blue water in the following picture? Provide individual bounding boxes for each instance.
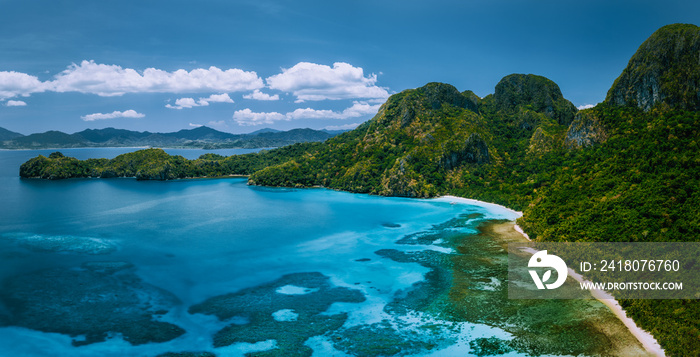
[0,148,523,356]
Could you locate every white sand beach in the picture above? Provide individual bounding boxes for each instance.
[436,195,524,217]
[438,195,665,356]
[511,226,663,355]
[566,268,665,356]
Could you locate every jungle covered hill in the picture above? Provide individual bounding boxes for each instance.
[19,23,700,355]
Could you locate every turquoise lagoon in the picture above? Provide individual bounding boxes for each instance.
[0,148,626,356]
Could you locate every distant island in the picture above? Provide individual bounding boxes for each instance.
[19,147,302,180]
[0,126,345,150]
[18,23,700,355]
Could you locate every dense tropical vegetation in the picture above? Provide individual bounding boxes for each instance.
[19,144,317,180]
[19,23,700,355]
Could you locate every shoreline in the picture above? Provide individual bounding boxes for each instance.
[441,195,664,356]
[515,244,664,356]
[566,268,665,356]
[436,195,524,217]
[0,146,151,152]
[20,174,249,182]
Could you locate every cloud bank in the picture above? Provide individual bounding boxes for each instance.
[0,62,264,100]
[0,60,389,129]
[50,61,264,96]
[0,71,46,99]
[233,101,380,126]
[577,104,596,110]
[0,61,388,103]
[81,109,145,121]
[243,89,280,101]
[166,93,234,109]
[286,101,381,120]
[6,100,27,106]
[233,109,288,126]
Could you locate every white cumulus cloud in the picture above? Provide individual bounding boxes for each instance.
[286,101,381,120]
[167,97,199,109]
[234,101,381,126]
[233,108,287,126]
[206,93,235,103]
[0,71,46,99]
[577,104,596,110]
[166,93,234,109]
[243,89,280,101]
[266,62,389,102]
[49,61,264,96]
[189,123,203,127]
[339,101,382,118]
[6,100,27,106]
[285,108,337,120]
[0,61,393,110]
[81,109,145,121]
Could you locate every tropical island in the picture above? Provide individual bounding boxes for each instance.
[19,23,700,355]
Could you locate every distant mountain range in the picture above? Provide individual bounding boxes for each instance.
[0,127,24,141]
[0,126,345,149]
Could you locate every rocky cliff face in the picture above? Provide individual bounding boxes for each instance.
[494,74,577,126]
[419,82,474,111]
[563,111,608,149]
[461,90,481,113]
[393,82,477,128]
[606,23,700,111]
[528,127,557,154]
[440,132,490,170]
[363,82,488,197]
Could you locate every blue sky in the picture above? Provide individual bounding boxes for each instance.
[0,0,698,134]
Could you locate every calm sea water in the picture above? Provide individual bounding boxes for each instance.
[0,148,524,356]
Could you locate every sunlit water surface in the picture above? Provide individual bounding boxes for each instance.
[0,148,527,356]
